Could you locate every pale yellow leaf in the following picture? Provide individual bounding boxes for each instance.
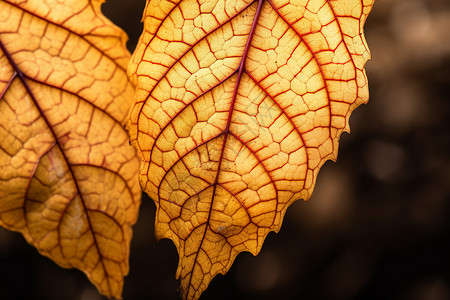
[0,0,141,298]
[127,0,374,299]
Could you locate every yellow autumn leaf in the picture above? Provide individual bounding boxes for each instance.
[0,0,141,298]
[127,0,374,299]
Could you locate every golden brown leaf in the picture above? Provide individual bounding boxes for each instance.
[0,0,141,298]
[127,0,374,298]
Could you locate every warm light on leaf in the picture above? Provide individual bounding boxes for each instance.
[0,0,141,298]
[127,0,374,299]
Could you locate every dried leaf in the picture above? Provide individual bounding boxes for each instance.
[127,0,374,298]
[0,0,141,298]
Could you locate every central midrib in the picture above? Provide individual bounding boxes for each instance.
[0,38,114,295]
[186,0,265,295]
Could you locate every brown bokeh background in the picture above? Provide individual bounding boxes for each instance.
[1,0,449,299]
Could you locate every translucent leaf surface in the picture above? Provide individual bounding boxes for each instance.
[0,0,141,298]
[127,0,374,298]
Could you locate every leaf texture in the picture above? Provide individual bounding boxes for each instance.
[127,0,374,298]
[0,0,141,298]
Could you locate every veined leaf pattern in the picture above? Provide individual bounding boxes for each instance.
[0,0,141,298]
[127,0,374,298]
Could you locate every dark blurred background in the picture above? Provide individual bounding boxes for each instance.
[1,0,449,299]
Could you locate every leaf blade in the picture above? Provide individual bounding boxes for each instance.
[127,0,374,298]
[0,0,141,298]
